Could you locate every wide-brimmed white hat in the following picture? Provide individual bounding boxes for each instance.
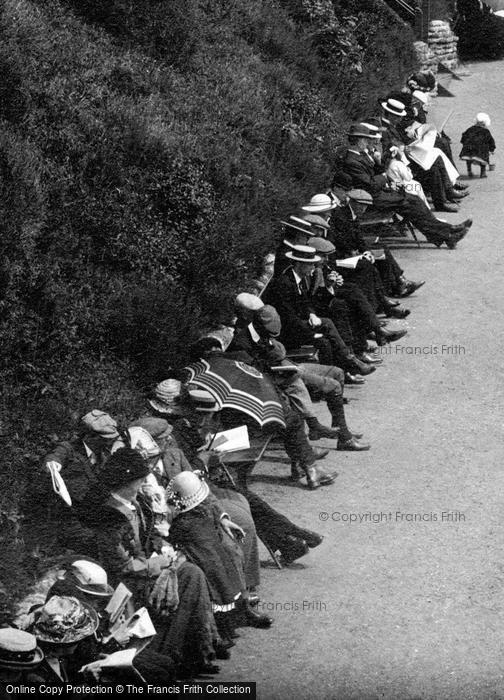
[166,471,210,512]
[301,193,339,213]
[68,560,114,598]
[285,244,321,263]
[381,98,407,117]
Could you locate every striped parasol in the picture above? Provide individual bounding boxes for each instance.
[182,356,286,428]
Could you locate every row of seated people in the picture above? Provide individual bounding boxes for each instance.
[4,69,476,688]
[8,392,328,683]
[331,71,474,249]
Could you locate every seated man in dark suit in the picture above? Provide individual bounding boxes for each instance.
[262,244,375,377]
[329,188,424,300]
[341,124,472,249]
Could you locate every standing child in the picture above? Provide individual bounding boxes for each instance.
[460,112,496,178]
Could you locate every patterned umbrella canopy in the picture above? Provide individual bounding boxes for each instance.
[182,356,286,428]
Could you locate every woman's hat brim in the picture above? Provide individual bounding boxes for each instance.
[74,582,114,598]
[148,398,185,416]
[178,480,210,512]
[33,605,99,645]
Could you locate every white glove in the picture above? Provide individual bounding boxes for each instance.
[309,313,322,328]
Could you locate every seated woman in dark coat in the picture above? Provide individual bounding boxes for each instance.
[89,447,223,676]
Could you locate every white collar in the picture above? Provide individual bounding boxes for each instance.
[292,269,303,287]
[348,203,357,221]
[111,492,136,511]
[348,148,361,155]
[83,441,97,465]
[248,323,261,343]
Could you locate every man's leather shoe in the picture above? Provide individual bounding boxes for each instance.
[348,355,377,375]
[435,202,459,213]
[451,219,471,232]
[315,468,338,486]
[385,306,410,319]
[243,604,273,628]
[292,528,324,548]
[345,372,366,384]
[358,352,383,365]
[383,296,400,307]
[446,226,468,249]
[337,437,371,451]
[450,189,469,199]
[279,535,309,564]
[454,182,469,190]
[378,327,408,344]
[397,280,425,297]
[351,431,364,439]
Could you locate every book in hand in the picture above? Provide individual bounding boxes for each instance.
[211,425,250,453]
[335,255,363,269]
[105,607,156,644]
[105,582,132,626]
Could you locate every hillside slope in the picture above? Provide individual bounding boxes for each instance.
[0,0,417,616]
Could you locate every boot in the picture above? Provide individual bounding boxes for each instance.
[345,354,377,376]
[289,526,323,548]
[235,598,273,628]
[278,535,309,564]
[306,417,339,441]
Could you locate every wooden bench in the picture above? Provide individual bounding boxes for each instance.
[360,209,421,248]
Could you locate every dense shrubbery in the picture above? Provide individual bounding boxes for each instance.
[456,0,504,60]
[0,0,417,616]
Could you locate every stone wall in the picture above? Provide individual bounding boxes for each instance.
[427,19,459,70]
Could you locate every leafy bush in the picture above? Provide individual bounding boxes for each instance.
[456,0,504,60]
[0,0,419,617]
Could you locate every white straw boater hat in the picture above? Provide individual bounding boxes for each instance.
[301,193,339,213]
[381,98,407,117]
[285,244,321,263]
[188,388,219,412]
[166,471,210,512]
[0,628,44,669]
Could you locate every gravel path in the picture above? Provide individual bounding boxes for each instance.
[218,60,504,699]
